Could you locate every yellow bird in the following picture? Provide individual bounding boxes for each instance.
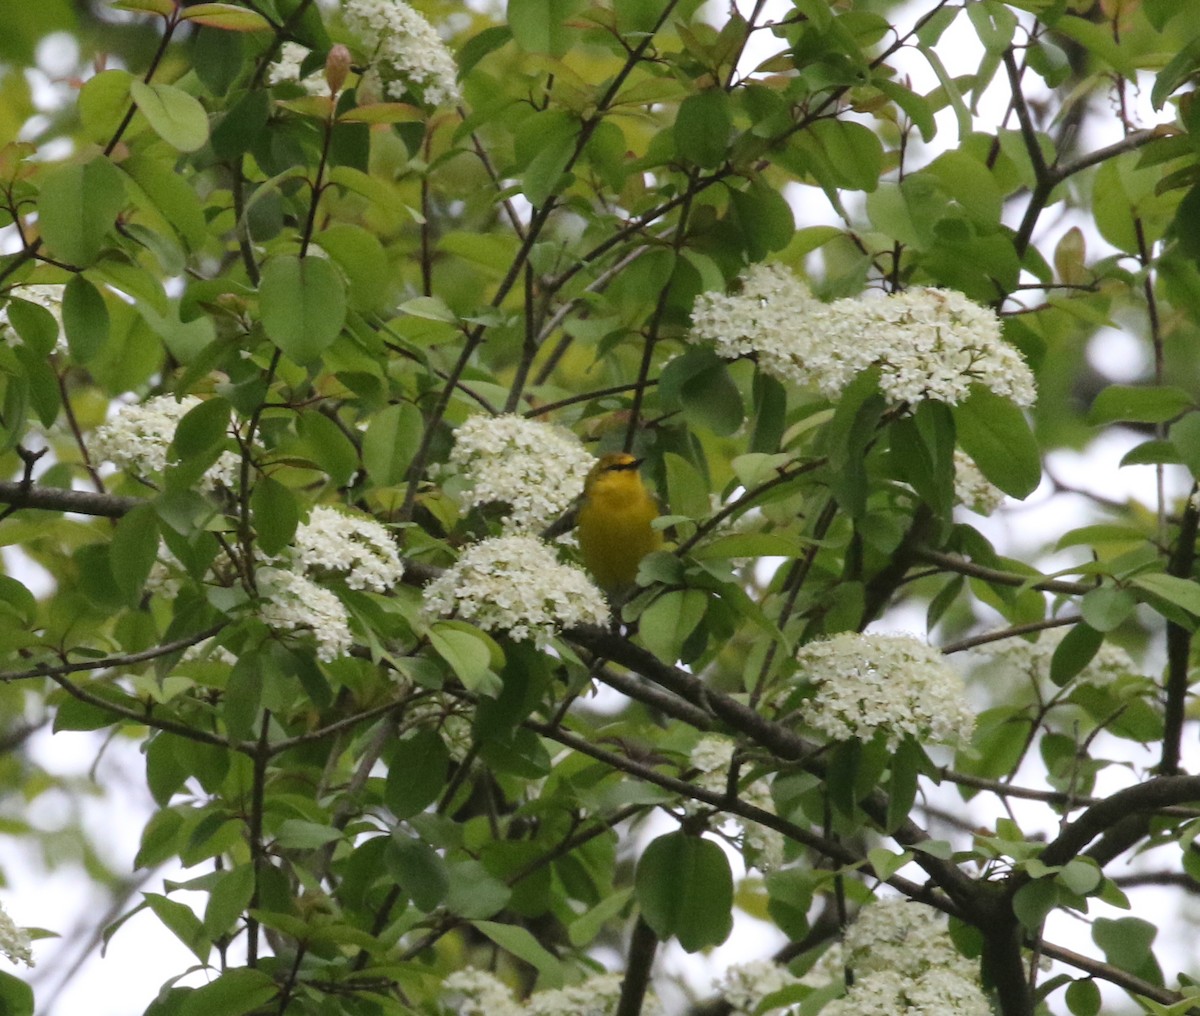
[577,452,663,593]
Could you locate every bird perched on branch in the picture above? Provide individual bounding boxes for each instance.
[576,452,662,594]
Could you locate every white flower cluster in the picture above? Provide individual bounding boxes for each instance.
[290,506,404,591]
[449,415,595,533]
[0,900,33,967]
[987,628,1138,687]
[953,449,1005,515]
[690,735,784,871]
[844,897,977,979]
[821,898,989,1016]
[422,535,609,644]
[794,632,975,750]
[713,959,801,1016]
[91,395,240,490]
[342,0,461,106]
[690,264,1036,408]
[442,968,662,1016]
[258,566,353,662]
[443,968,518,1016]
[266,41,328,95]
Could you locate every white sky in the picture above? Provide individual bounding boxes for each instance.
[2,2,1193,1014]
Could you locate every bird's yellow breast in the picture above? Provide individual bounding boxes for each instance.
[577,455,662,591]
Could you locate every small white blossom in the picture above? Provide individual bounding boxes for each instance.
[526,973,641,1016]
[443,969,521,1016]
[145,544,185,600]
[91,395,240,491]
[0,901,33,967]
[714,959,801,1016]
[449,415,596,533]
[819,899,989,1015]
[953,449,1005,515]
[690,735,784,871]
[258,567,352,662]
[986,628,1138,687]
[266,41,328,95]
[794,632,974,750]
[840,287,1036,407]
[422,535,609,644]
[342,0,461,106]
[290,506,404,591]
[690,266,1036,408]
[181,637,238,668]
[845,897,976,981]
[822,968,990,1016]
[442,968,660,1016]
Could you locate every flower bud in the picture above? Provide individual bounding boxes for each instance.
[324,44,352,95]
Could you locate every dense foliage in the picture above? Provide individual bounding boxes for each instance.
[4,0,1200,1014]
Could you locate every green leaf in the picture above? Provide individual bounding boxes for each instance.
[144,892,210,964]
[338,102,422,124]
[398,295,457,323]
[507,0,583,55]
[385,728,450,819]
[180,2,273,30]
[513,109,577,207]
[805,119,883,192]
[37,158,126,266]
[6,297,58,356]
[952,385,1041,498]
[1080,587,1136,633]
[129,80,210,152]
[62,275,110,362]
[1052,15,1137,78]
[1132,573,1200,617]
[260,255,347,363]
[273,820,343,849]
[173,396,230,458]
[429,621,501,695]
[874,77,935,142]
[1087,385,1193,425]
[1092,916,1157,969]
[1058,858,1102,897]
[885,738,921,833]
[1119,439,1181,467]
[204,863,256,937]
[222,656,263,742]
[675,89,731,168]
[296,410,358,487]
[1049,623,1102,687]
[1012,878,1058,931]
[387,833,450,912]
[111,504,160,605]
[445,859,512,918]
[568,888,633,948]
[250,477,299,557]
[315,224,390,311]
[362,401,422,488]
[473,920,564,987]
[637,589,707,664]
[679,359,744,436]
[635,831,733,952]
[114,0,173,11]
[0,971,33,1016]
[178,968,278,1016]
[1064,979,1101,1016]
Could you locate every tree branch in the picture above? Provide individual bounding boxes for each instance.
[0,480,144,518]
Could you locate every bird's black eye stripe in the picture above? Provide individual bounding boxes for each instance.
[608,458,643,472]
